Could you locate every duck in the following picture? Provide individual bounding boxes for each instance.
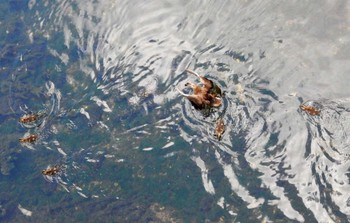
[42,165,64,176]
[214,118,225,141]
[176,69,222,109]
[19,134,38,143]
[299,102,321,116]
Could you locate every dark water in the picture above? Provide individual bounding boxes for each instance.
[1,0,350,222]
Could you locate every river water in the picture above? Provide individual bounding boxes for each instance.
[1,0,350,222]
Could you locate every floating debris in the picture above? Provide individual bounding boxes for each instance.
[214,118,225,141]
[300,101,322,116]
[19,134,38,143]
[176,69,222,110]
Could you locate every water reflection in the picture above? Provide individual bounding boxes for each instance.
[2,0,350,222]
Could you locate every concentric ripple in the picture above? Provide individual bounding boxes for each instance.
[3,0,350,222]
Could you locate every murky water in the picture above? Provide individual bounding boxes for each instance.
[1,0,350,222]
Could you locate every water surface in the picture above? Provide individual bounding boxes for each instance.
[1,0,350,222]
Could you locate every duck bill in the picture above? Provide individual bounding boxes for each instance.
[185,69,201,79]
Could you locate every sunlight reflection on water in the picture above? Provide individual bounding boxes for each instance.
[2,0,350,222]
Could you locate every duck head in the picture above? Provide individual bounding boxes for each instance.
[176,69,223,109]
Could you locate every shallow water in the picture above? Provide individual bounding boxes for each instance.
[1,0,350,222]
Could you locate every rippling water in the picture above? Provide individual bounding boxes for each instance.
[1,0,350,222]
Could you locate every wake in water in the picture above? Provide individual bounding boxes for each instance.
[2,0,350,222]
[10,79,106,199]
[12,81,60,149]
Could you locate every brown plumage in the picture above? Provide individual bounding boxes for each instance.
[19,114,39,124]
[19,134,38,143]
[214,118,225,140]
[19,111,47,127]
[176,69,222,109]
[186,69,213,91]
[300,104,320,116]
[42,165,62,176]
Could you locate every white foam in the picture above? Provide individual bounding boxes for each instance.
[60,183,70,193]
[77,191,88,198]
[18,204,32,217]
[125,124,148,133]
[80,108,91,120]
[192,156,215,195]
[73,184,83,191]
[142,102,148,115]
[128,95,140,105]
[217,197,225,209]
[162,142,174,149]
[27,30,34,43]
[143,147,153,151]
[91,96,112,112]
[47,48,69,64]
[45,81,56,96]
[164,151,177,158]
[24,144,36,150]
[153,94,165,105]
[215,150,265,209]
[104,154,115,158]
[97,121,109,130]
[57,147,67,156]
[86,158,99,163]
